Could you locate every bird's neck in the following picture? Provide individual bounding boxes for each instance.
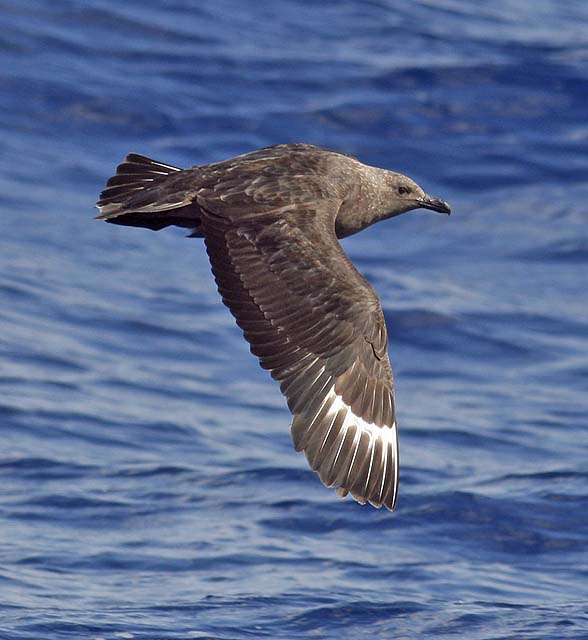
[335,164,392,239]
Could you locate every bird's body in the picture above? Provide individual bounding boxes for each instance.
[97,143,450,510]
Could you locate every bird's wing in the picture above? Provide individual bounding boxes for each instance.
[199,186,398,510]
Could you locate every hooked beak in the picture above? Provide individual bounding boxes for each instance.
[418,195,451,215]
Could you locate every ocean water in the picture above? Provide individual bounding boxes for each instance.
[1,0,588,638]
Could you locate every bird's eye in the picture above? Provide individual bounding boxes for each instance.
[398,186,411,195]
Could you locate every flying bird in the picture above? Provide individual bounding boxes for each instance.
[96,143,450,510]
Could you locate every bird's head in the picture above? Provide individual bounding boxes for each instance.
[383,172,451,217]
[334,162,451,238]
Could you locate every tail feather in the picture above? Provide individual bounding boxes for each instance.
[109,153,182,179]
[96,153,203,233]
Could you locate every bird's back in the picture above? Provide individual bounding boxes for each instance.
[96,144,354,234]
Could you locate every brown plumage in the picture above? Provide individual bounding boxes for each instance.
[96,143,450,510]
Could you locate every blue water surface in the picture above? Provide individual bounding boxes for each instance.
[1,1,588,638]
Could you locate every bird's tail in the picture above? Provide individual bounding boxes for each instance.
[96,153,202,233]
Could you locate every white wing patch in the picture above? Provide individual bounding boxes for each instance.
[291,384,398,510]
